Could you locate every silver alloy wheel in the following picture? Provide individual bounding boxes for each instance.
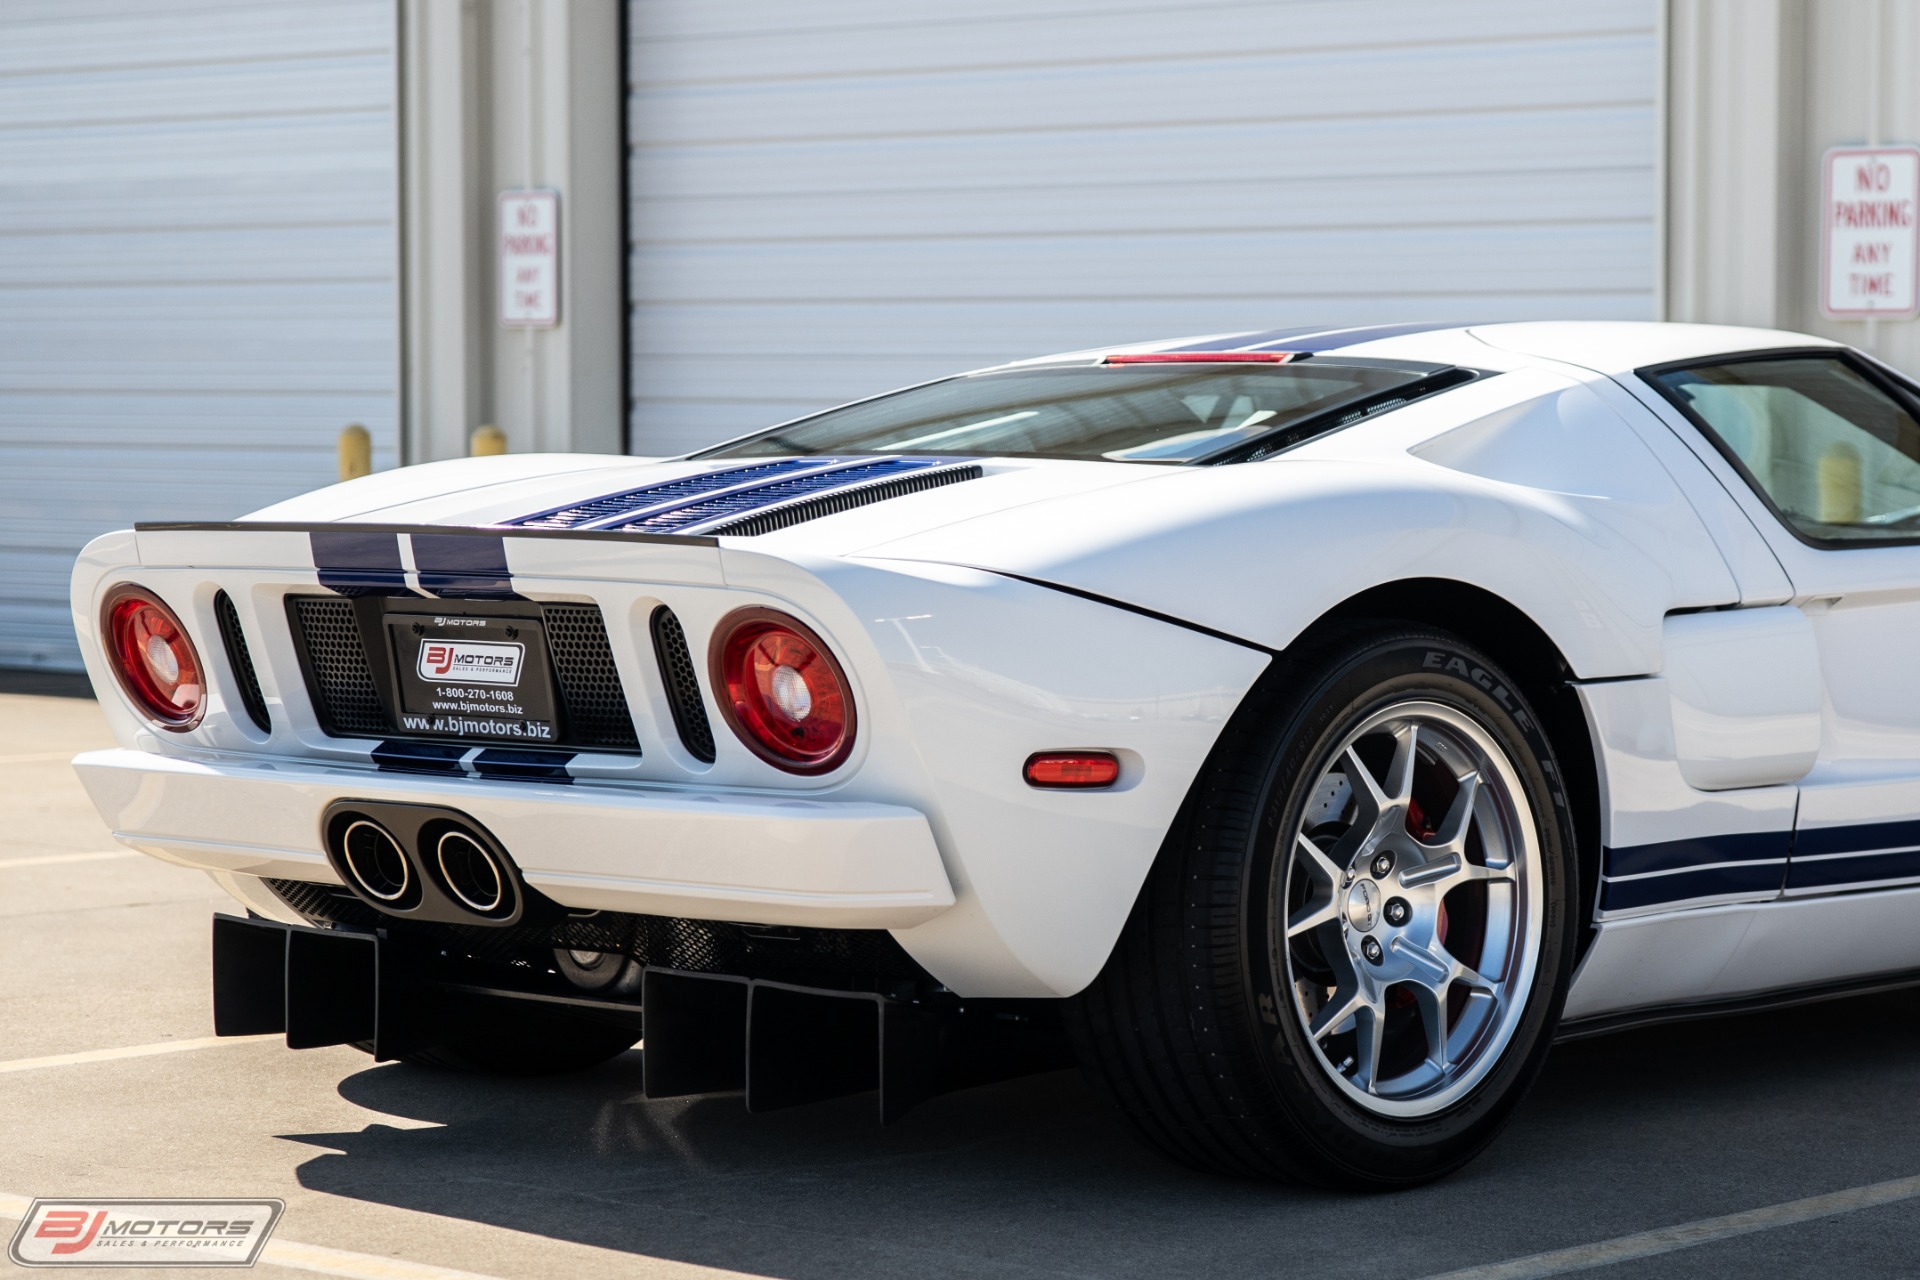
[1274,699,1544,1118]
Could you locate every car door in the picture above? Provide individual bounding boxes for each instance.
[1633,350,1920,927]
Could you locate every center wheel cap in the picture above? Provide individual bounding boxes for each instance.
[1345,878,1381,931]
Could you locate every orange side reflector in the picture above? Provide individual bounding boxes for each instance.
[1024,752,1121,789]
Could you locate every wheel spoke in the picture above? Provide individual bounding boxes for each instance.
[1285,897,1340,938]
[1354,1002,1387,1092]
[1293,832,1343,887]
[1453,961,1496,994]
[1399,849,1514,894]
[1399,852,1461,890]
[1343,744,1388,809]
[1390,935,1455,987]
[1432,770,1480,851]
[1286,833,1346,937]
[1308,984,1367,1041]
[1385,723,1420,804]
[1410,982,1449,1071]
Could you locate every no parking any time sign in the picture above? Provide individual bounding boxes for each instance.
[499,189,560,328]
[1822,146,1920,319]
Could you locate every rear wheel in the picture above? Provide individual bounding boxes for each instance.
[1068,626,1576,1187]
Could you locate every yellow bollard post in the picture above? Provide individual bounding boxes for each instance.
[338,424,372,481]
[470,424,508,457]
[1817,444,1863,526]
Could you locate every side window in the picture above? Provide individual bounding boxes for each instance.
[1645,353,1920,544]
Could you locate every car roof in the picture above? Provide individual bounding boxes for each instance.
[1011,320,1843,378]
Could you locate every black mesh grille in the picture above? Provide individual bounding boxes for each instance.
[649,606,715,762]
[214,591,270,732]
[288,594,638,751]
[290,596,391,736]
[708,463,983,537]
[265,878,930,991]
[539,603,639,750]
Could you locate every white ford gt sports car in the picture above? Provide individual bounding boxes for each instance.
[68,321,1920,1187]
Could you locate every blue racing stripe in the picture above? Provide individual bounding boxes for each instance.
[1600,861,1786,913]
[1789,847,1920,891]
[310,531,408,596]
[1160,327,1330,353]
[371,740,468,777]
[469,748,575,784]
[1246,322,1468,352]
[1793,818,1920,858]
[413,533,519,599]
[1606,830,1791,879]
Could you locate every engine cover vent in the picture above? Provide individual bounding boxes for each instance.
[504,456,975,536]
[701,462,984,537]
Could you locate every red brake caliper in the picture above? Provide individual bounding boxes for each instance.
[1406,796,1449,945]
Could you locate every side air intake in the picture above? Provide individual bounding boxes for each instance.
[214,590,270,732]
[650,606,716,763]
[703,463,984,537]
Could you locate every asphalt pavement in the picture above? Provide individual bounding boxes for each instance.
[3,677,1918,1279]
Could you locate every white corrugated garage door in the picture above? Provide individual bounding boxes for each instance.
[0,0,397,669]
[624,0,1658,456]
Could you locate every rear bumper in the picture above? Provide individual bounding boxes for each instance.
[74,747,954,929]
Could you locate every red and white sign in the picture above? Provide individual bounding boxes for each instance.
[1821,146,1920,318]
[499,189,559,327]
[418,639,525,686]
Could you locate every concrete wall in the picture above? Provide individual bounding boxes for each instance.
[1667,0,1920,372]
[397,0,626,464]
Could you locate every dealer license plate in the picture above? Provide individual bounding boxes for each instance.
[384,606,561,744]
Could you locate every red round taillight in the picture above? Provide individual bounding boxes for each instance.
[102,587,205,730]
[710,608,855,773]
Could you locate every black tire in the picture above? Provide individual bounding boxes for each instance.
[357,999,640,1076]
[1067,625,1576,1188]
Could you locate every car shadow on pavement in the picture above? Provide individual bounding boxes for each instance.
[284,987,1920,1280]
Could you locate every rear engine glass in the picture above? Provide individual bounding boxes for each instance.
[706,361,1441,464]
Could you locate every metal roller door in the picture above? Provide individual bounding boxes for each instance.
[624,0,1659,456]
[0,0,397,669]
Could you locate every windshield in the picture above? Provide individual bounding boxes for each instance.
[703,360,1443,464]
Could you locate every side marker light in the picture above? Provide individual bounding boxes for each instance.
[1024,752,1121,789]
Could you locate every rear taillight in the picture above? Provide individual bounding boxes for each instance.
[710,608,854,773]
[102,586,205,730]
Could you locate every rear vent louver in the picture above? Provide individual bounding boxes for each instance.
[214,591,270,733]
[510,458,830,531]
[705,463,984,536]
[289,596,390,737]
[504,456,978,537]
[540,602,640,750]
[609,458,962,534]
[650,606,715,763]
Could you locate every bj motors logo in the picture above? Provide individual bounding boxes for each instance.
[417,639,524,685]
[9,1198,282,1267]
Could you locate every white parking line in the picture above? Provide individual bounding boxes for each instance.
[0,850,138,869]
[0,1035,276,1075]
[0,1193,510,1280]
[0,751,83,766]
[1418,1171,1920,1279]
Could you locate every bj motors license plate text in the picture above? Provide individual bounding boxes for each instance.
[9,1198,282,1268]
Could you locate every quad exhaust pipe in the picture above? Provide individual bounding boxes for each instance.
[321,800,540,927]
